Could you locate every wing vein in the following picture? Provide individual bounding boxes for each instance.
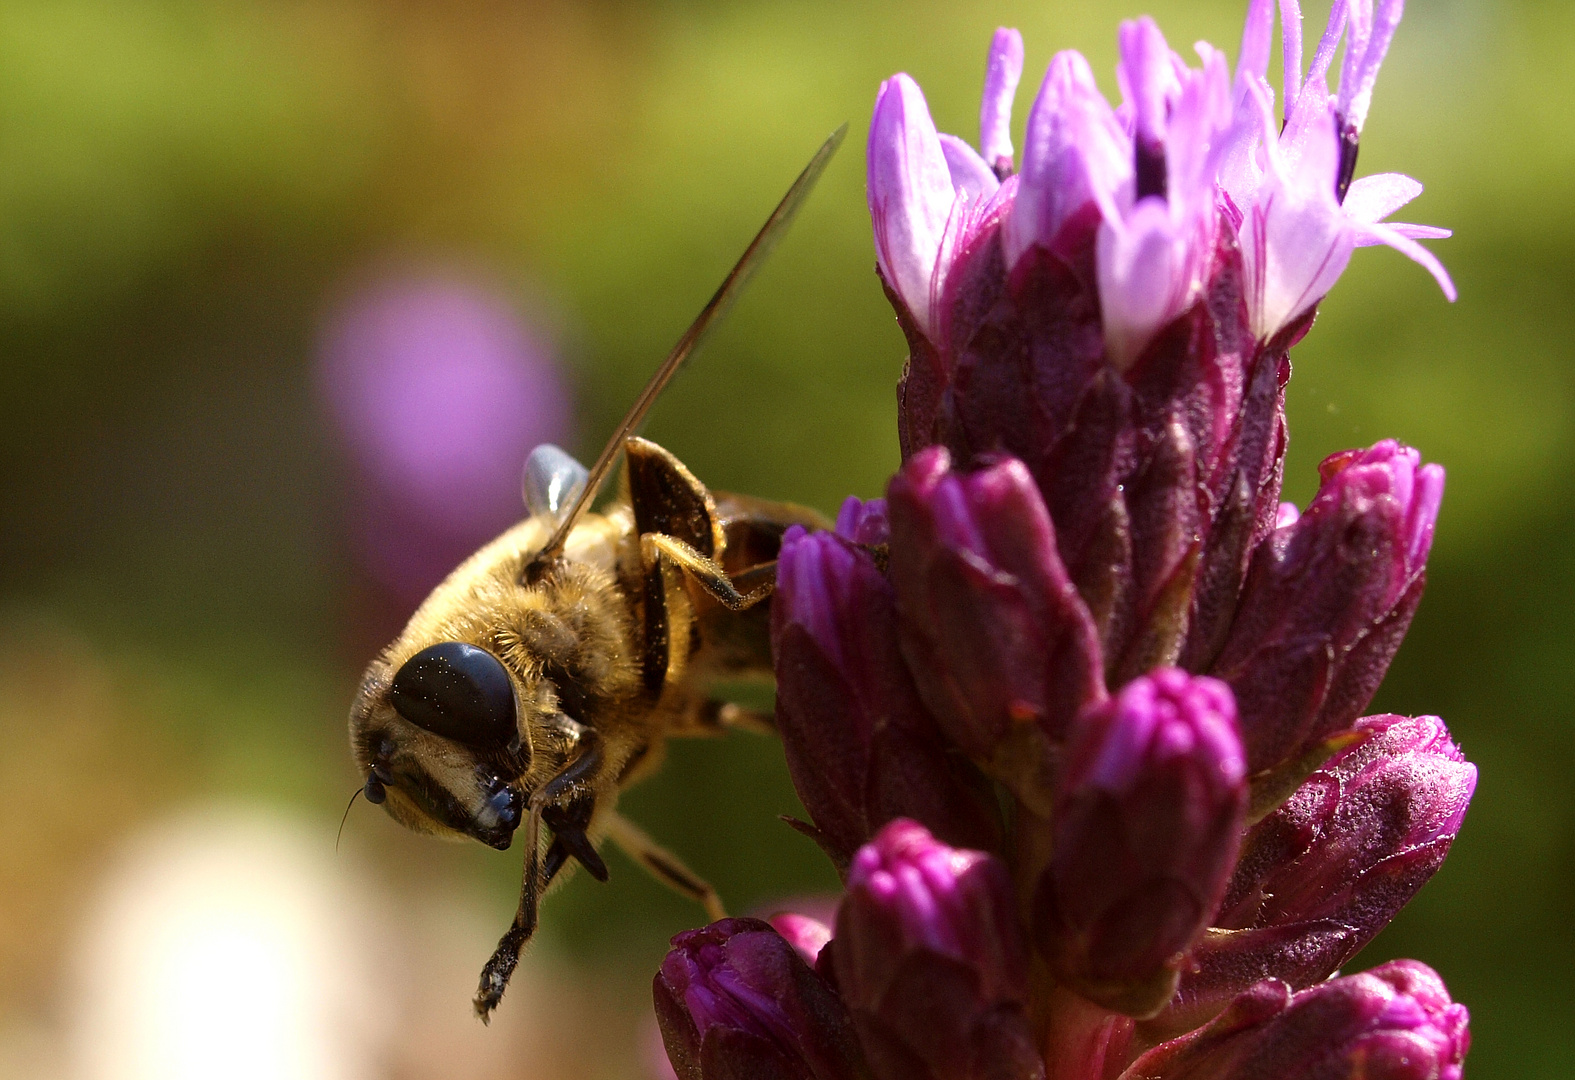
[527,123,847,570]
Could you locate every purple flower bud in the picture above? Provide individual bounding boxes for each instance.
[1211,441,1444,773]
[1124,961,1469,1080]
[655,918,871,1080]
[1152,713,1475,1037]
[1032,670,1247,1018]
[827,821,1043,1080]
[773,503,1002,869]
[886,448,1104,812]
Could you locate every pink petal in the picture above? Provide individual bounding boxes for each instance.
[938,133,999,204]
[1342,172,1422,223]
[1245,107,1353,337]
[1339,0,1405,132]
[1351,218,1458,301]
[1118,17,1180,146]
[868,74,957,338]
[1353,222,1451,246]
[1237,0,1275,88]
[980,28,1024,174]
[1168,44,1234,209]
[1278,0,1304,121]
[1097,200,1194,369]
[1006,50,1130,267]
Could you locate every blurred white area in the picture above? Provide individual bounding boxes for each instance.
[67,809,395,1080]
[42,805,625,1080]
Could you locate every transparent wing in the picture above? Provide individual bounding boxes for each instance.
[528,123,847,568]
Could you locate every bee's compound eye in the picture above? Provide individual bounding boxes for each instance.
[363,775,387,804]
[390,642,518,749]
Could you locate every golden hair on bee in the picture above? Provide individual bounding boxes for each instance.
[346,125,844,1021]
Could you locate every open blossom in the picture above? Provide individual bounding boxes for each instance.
[872,0,1452,360]
[659,4,1473,1080]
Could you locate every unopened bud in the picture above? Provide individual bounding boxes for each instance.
[1032,670,1247,1018]
[1152,713,1476,1037]
[773,506,1002,868]
[887,447,1104,813]
[654,918,871,1080]
[1212,441,1443,773]
[828,820,1042,1080]
[1125,961,1469,1080]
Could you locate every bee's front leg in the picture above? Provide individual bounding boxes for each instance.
[474,733,606,1022]
[474,796,543,1022]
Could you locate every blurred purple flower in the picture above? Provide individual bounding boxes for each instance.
[317,264,572,601]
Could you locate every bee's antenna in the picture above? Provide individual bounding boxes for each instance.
[525,123,848,573]
[336,787,363,853]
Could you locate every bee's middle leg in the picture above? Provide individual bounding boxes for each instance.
[606,812,726,923]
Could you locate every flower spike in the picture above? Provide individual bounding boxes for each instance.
[718,7,1478,1078]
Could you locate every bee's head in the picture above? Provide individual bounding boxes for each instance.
[350,640,533,850]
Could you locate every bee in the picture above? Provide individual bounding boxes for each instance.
[347,126,845,1020]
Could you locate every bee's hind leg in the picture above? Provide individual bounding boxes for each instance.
[642,533,774,612]
[606,812,726,923]
[691,697,776,737]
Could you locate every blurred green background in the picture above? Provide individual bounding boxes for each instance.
[0,0,1560,1076]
